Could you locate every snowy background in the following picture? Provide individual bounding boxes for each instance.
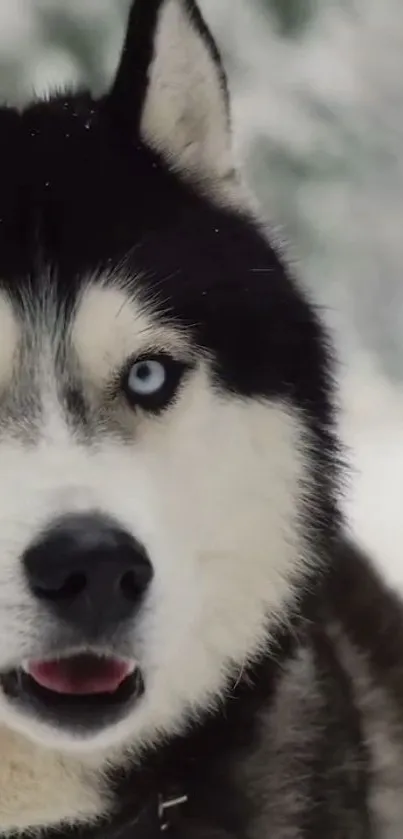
[1,0,403,586]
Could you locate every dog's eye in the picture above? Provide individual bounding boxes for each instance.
[123,355,187,412]
[128,359,166,396]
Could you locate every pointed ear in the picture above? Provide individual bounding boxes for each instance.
[108,0,237,192]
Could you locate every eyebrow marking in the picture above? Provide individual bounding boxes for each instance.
[0,294,20,389]
[71,280,190,385]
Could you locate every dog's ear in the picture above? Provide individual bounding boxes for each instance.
[107,0,236,192]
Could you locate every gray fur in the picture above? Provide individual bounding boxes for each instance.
[0,2,402,838]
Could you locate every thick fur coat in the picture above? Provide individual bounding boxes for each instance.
[0,2,401,838]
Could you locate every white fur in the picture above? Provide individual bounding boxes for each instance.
[0,283,308,747]
[0,5,312,830]
[0,295,19,388]
[0,727,109,833]
[72,282,190,386]
[0,280,310,830]
[140,0,238,197]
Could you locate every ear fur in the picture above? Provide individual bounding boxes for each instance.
[108,0,238,193]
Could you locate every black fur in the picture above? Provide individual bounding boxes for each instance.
[0,90,339,563]
[1,2,398,838]
[39,539,387,839]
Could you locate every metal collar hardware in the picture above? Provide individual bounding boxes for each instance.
[158,793,188,832]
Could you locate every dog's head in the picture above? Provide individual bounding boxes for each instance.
[0,0,338,754]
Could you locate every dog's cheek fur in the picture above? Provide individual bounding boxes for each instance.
[116,380,311,747]
[0,357,310,755]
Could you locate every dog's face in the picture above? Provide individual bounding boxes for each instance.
[0,0,337,755]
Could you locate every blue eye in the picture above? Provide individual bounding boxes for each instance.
[123,354,188,412]
[127,359,166,396]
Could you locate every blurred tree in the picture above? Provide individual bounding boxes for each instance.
[0,0,130,103]
[263,0,315,37]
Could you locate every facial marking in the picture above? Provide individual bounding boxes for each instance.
[0,295,19,392]
[71,282,189,387]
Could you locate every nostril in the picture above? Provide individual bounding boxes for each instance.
[120,569,145,601]
[33,573,87,602]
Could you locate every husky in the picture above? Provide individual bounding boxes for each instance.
[0,1,403,837]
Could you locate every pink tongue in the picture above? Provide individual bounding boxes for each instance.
[27,656,133,695]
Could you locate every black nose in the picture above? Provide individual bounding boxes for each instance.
[23,514,153,633]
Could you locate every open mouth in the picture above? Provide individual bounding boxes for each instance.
[0,653,144,732]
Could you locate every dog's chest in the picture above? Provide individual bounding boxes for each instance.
[0,728,107,834]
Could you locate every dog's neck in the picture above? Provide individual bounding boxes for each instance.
[0,723,189,839]
[44,764,187,839]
